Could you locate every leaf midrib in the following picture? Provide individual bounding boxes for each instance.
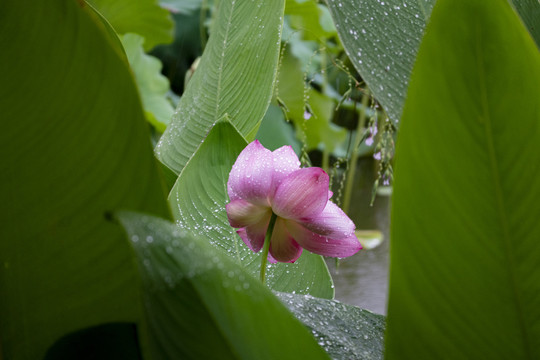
[214,1,236,122]
[475,23,532,357]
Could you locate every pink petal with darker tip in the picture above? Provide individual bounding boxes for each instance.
[272,168,330,220]
[269,218,303,263]
[236,214,271,253]
[300,201,355,238]
[285,220,361,258]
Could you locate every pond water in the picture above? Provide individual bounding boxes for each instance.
[326,157,390,315]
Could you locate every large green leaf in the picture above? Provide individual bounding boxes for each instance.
[325,0,436,122]
[155,0,285,175]
[169,120,334,298]
[117,211,331,360]
[0,2,169,359]
[325,0,540,123]
[386,0,540,358]
[277,292,385,360]
[88,0,174,51]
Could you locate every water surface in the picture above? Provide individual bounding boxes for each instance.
[326,158,390,315]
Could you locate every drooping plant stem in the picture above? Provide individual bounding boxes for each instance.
[260,212,278,284]
[342,90,370,214]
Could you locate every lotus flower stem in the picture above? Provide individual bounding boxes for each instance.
[260,212,278,284]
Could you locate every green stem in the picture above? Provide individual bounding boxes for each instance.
[342,90,370,213]
[322,148,330,174]
[260,213,278,284]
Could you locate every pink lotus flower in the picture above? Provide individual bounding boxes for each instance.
[226,140,361,263]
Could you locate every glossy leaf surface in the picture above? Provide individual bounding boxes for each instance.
[386,0,540,358]
[156,0,285,174]
[325,0,435,122]
[277,292,385,360]
[118,211,331,360]
[326,0,539,123]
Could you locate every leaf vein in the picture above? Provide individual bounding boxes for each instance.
[476,23,532,358]
[214,1,236,122]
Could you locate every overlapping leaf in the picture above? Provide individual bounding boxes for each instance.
[386,0,540,358]
[277,292,385,360]
[155,0,285,175]
[118,211,331,360]
[511,0,540,48]
[0,2,169,359]
[325,0,539,123]
[325,0,435,122]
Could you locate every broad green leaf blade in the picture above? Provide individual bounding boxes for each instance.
[386,0,540,358]
[155,0,285,175]
[169,121,334,298]
[325,0,436,122]
[120,33,174,131]
[88,0,174,50]
[326,0,539,123]
[117,211,331,360]
[277,292,385,360]
[0,2,169,359]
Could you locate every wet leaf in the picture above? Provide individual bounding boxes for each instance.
[156,0,285,175]
[277,292,385,360]
[118,211,331,360]
[326,0,436,123]
[326,0,539,123]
